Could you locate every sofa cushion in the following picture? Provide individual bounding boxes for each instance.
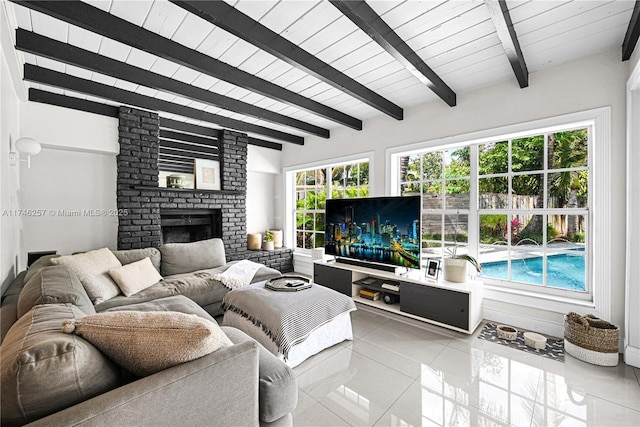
[23,254,60,284]
[108,257,163,297]
[93,262,281,313]
[17,265,96,318]
[222,326,298,423]
[101,295,217,323]
[1,304,121,427]
[160,238,226,276]
[0,296,18,345]
[63,311,233,377]
[3,271,27,299]
[111,247,161,273]
[51,248,122,304]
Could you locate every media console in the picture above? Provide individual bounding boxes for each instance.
[313,260,483,334]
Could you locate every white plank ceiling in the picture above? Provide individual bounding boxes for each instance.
[4,0,637,144]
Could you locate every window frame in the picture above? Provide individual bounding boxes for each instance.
[387,108,611,317]
[284,152,374,254]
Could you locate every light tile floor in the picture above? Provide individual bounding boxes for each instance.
[292,307,640,427]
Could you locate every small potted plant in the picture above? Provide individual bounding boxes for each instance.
[262,230,274,251]
[443,210,482,283]
[443,246,482,283]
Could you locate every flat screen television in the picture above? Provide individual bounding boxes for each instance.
[324,196,421,270]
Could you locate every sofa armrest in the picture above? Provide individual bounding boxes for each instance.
[26,340,260,427]
[0,295,18,344]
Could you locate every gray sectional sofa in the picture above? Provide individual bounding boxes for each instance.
[0,238,298,426]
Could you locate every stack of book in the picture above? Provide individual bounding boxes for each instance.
[359,288,381,301]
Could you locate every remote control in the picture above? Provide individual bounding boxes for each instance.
[286,280,306,287]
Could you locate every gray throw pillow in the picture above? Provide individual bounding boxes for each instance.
[17,265,96,318]
[24,254,60,284]
[160,238,226,276]
[111,247,161,272]
[101,295,217,323]
[1,304,121,426]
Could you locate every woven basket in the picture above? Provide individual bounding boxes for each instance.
[564,312,619,366]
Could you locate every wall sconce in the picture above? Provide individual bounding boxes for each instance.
[10,137,42,168]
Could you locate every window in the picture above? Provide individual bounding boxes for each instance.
[400,148,471,260]
[391,112,604,306]
[477,130,588,295]
[292,160,369,251]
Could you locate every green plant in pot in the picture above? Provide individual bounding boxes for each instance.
[443,246,482,283]
[443,211,482,283]
[262,230,274,251]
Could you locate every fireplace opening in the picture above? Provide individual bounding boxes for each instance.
[160,209,222,244]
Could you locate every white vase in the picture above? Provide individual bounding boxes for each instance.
[443,258,468,283]
[262,241,274,251]
[268,229,283,248]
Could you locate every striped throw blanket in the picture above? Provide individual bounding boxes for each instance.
[222,281,356,360]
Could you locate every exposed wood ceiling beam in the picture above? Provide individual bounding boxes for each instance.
[159,119,282,151]
[14,1,362,130]
[27,89,282,150]
[623,1,640,61]
[246,137,283,151]
[16,30,329,139]
[159,119,283,150]
[172,0,404,120]
[329,0,456,107]
[29,87,119,117]
[484,0,529,88]
[160,118,219,137]
[23,64,304,145]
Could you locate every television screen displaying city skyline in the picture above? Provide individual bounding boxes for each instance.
[325,196,421,269]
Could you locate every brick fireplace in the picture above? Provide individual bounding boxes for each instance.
[160,208,222,244]
[116,106,293,272]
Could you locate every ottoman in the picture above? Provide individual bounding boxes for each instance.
[222,281,356,367]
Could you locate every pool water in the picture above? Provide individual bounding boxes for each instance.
[481,254,585,291]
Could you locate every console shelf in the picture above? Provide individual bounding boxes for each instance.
[313,261,483,334]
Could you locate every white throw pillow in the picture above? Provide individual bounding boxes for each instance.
[109,257,163,297]
[51,248,122,304]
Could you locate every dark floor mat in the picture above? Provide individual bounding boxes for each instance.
[478,323,564,362]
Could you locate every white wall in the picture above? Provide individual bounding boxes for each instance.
[281,48,629,339]
[1,1,24,292]
[19,148,117,259]
[21,102,119,154]
[16,102,118,267]
[625,52,640,367]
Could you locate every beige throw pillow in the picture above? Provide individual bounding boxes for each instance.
[109,257,163,297]
[62,311,233,377]
[111,247,161,273]
[51,248,122,304]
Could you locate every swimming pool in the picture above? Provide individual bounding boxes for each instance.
[481,253,585,291]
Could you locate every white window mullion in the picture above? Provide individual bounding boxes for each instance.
[469,145,479,260]
[542,133,549,287]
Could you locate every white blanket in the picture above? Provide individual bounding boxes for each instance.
[213,260,263,289]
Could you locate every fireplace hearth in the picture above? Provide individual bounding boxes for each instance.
[160,209,222,244]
